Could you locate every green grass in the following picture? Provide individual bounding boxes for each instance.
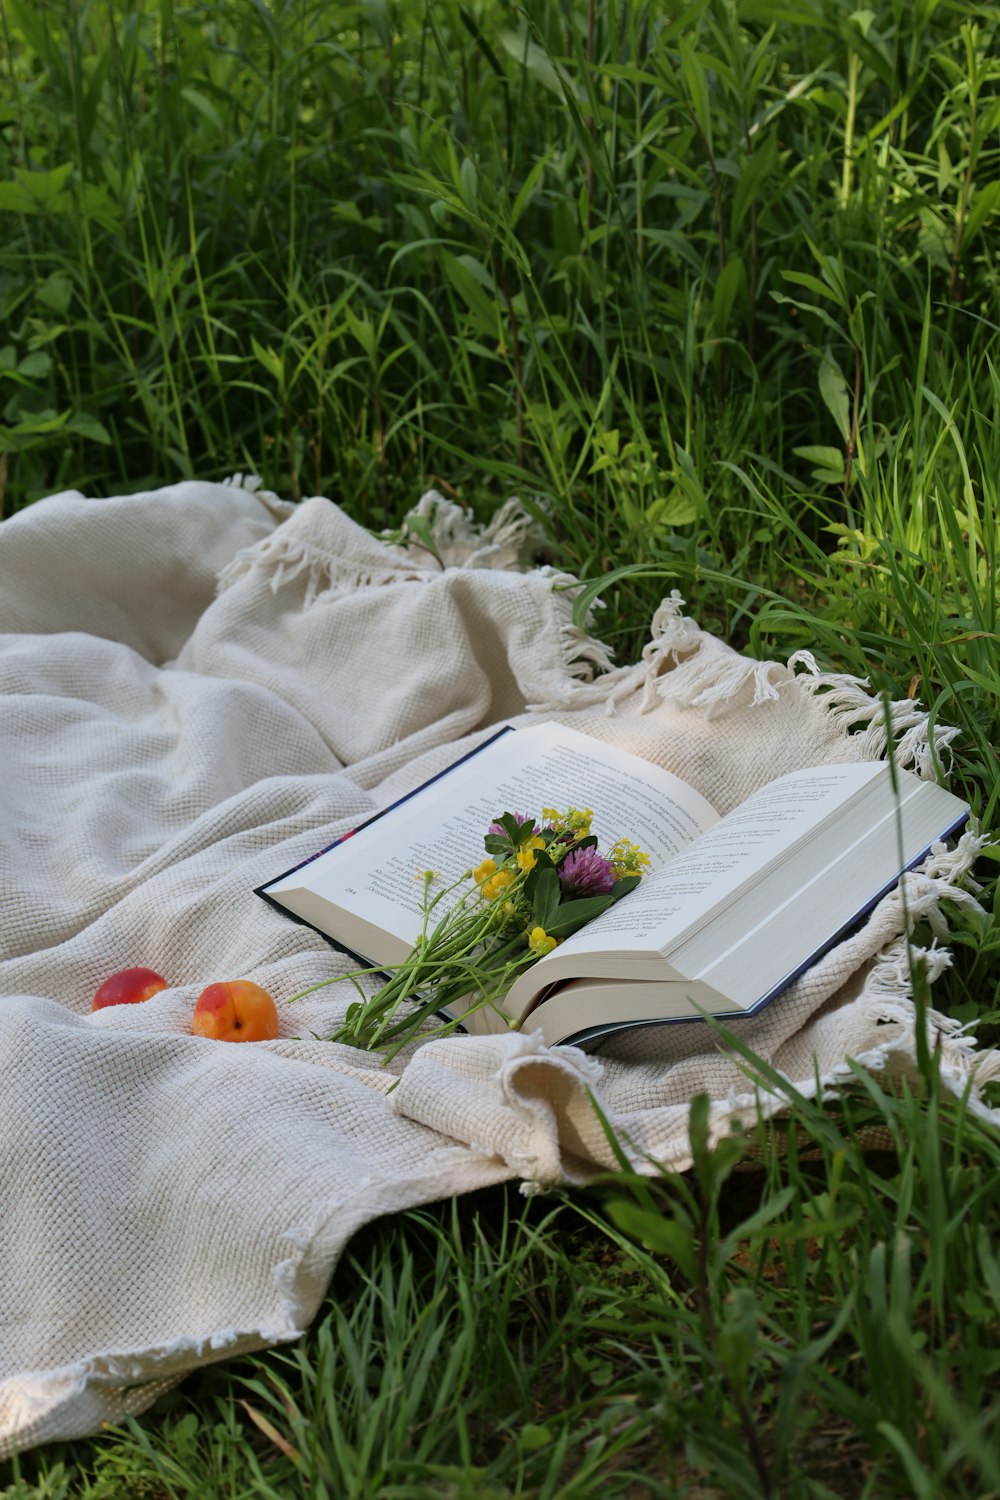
[1,0,999,1493]
[5,1073,1000,1498]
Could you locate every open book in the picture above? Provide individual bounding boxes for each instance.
[257,722,969,1047]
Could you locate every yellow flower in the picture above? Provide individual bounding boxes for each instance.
[567,806,594,836]
[516,836,544,871]
[481,868,515,901]
[542,806,593,837]
[528,926,558,956]
[501,899,518,919]
[474,858,497,885]
[609,838,651,878]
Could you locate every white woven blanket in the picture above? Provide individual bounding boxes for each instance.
[1,480,995,1457]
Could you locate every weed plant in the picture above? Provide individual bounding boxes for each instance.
[1,0,998,1494]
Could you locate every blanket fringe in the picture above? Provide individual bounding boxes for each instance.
[798,836,997,1115]
[787,650,961,779]
[833,833,988,1087]
[723,931,1000,1127]
[534,592,963,780]
[540,569,619,683]
[620,594,786,717]
[854,935,1000,1096]
[532,590,790,715]
[217,491,552,600]
[216,525,432,603]
[391,491,552,572]
[889,830,986,936]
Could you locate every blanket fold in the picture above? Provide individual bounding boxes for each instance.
[1,479,994,1458]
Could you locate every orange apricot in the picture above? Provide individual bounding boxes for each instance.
[191,980,280,1043]
[92,966,168,1012]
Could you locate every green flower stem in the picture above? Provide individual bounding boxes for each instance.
[332,878,537,1049]
[374,935,537,1046]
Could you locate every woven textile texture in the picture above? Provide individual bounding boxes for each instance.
[1,480,995,1458]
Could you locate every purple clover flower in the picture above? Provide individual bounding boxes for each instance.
[488,812,536,836]
[558,847,616,896]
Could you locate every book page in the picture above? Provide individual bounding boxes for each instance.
[549,761,886,958]
[263,721,719,948]
[681,773,967,1004]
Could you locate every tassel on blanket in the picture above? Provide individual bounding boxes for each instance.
[887,830,986,937]
[727,931,1000,1128]
[533,588,793,715]
[855,938,1000,1098]
[537,587,966,788]
[787,651,962,779]
[216,518,433,602]
[808,828,999,1116]
[387,491,553,572]
[217,490,552,601]
[541,569,619,682]
[622,593,787,716]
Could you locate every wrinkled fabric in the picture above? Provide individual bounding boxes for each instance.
[0,480,992,1457]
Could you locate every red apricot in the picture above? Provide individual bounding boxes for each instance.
[92,966,169,1012]
[191,980,280,1043]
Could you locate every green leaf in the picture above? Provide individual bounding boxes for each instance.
[793,445,846,484]
[17,350,52,380]
[647,491,700,529]
[770,291,846,338]
[531,867,561,930]
[839,16,895,89]
[961,180,1000,254]
[723,1186,798,1251]
[610,875,641,900]
[439,251,498,337]
[545,894,613,937]
[819,352,851,442]
[0,163,74,215]
[459,155,478,207]
[498,32,571,102]
[713,255,746,335]
[564,564,675,631]
[780,269,849,311]
[732,135,778,237]
[181,85,224,134]
[716,1286,761,1387]
[517,1423,552,1451]
[0,408,70,452]
[688,1091,712,1190]
[36,274,73,315]
[250,335,285,388]
[23,163,74,205]
[67,412,112,444]
[0,182,32,213]
[678,37,712,155]
[489,812,530,846]
[607,1199,697,1279]
[510,149,551,228]
[344,305,376,359]
[521,848,554,906]
[401,513,443,564]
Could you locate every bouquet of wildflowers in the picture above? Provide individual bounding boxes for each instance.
[321,806,650,1059]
